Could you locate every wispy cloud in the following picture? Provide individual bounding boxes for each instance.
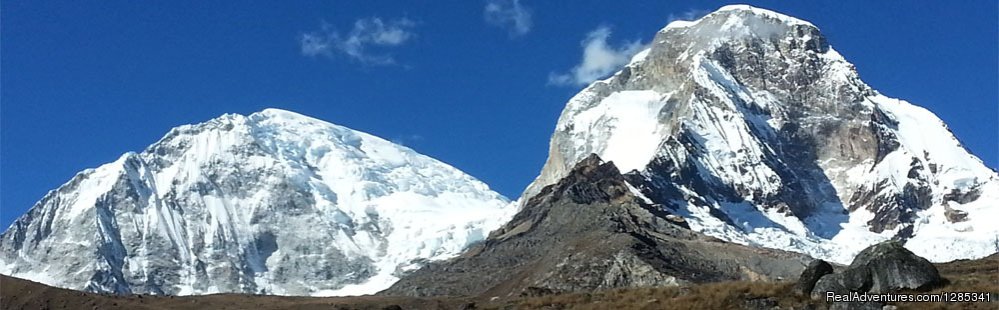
[300,17,416,65]
[391,134,425,146]
[484,0,532,37]
[667,8,709,24]
[548,26,645,87]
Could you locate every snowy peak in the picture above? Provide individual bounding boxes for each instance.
[527,5,998,264]
[254,107,303,118]
[660,4,820,48]
[1,109,515,296]
[713,5,815,27]
[529,4,854,201]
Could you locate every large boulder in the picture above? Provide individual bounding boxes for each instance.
[810,273,848,300]
[847,241,940,293]
[795,259,833,296]
[811,241,940,299]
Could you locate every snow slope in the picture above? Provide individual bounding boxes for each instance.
[0,108,516,296]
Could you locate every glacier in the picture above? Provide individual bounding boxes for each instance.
[0,108,516,296]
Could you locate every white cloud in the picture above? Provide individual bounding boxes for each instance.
[548,26,645,87]
[391,134,425,146]
[300,17,416,65]
[484,0,532,37]
[667,8,709,24]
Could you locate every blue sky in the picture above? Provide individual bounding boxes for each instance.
[2,1,996,229]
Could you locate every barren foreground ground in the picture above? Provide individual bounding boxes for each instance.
[2,254,995,310]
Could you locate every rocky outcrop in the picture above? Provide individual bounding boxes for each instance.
[382,154,809,298]
[944,207,969,223]
[811,241,941,304]
[848,241,941,293]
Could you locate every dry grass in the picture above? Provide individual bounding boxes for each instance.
[501,255,998,310]
[3,255,996,310]
[499,281,808,310]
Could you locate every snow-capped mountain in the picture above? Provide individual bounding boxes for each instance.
[525,5,998,264]
[0,108,515,296]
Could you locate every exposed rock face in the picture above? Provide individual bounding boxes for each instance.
[0,109,514,296]
[794,259,833,296]
[382,154,809,298]
[523,4,999,264]
[811,241,940,300]
[944,208,969,223]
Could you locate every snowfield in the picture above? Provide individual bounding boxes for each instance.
[1,108,515,296]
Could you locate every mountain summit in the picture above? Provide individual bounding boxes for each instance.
[525,5,998,264]
[0,108,515,296]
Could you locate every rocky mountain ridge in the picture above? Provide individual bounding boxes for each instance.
[383,154,810,298]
